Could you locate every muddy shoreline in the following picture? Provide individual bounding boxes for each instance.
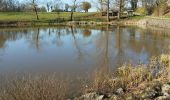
[0,17,170,29]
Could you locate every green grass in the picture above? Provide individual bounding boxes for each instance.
[163,13,170,18]
[0,12,169,23]
[128,15,146,20]
[0,12,97,22]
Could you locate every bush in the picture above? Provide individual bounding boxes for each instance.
[152,2,168,16]
[135,7,147,15]
[89,46,170,98]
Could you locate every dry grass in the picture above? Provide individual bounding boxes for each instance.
[88,46,170,98]
[0,48,169,99]
[89,64,152,94]
[89,68,113,94]
[0,73,89,100]
[0,73,70,100]
[115,64,152,89]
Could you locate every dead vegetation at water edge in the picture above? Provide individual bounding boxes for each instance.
[82,47,170,99]
[0,48,169,100]
[0,73,70,100]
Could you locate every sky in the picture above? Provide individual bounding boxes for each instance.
[18,0,136,12]
[62,0,97,12]
[19,0,98,12]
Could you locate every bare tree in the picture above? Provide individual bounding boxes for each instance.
[81,2,91,12]
[97,0,111,21]
[47,3,50,12]
[131,0,138,10]
[65,4,69,12]
[154,0,168,16]
[32,0,39,20]
[107,0,110,21]
[46,0,55,12]
[0,0,21,12]
[116,0,124,19]
[70,0,77,21]
[97,0,107,12]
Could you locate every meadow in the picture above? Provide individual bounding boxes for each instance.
[0,12,97,22]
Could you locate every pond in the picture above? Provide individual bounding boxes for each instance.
[0,26,169,74]
[0,25,170,99]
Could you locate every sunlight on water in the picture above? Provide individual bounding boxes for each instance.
[0,26,169,74]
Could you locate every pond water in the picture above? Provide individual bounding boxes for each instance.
[0,26,169,74]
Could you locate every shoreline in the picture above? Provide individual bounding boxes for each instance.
[0,21,169,99]
[0,17,170,29]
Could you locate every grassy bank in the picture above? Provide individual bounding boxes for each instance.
[0,12,170,26]
[0,12,97,21]
[0,12,140,23]
[0,12,105,26]
[83,47,170,99]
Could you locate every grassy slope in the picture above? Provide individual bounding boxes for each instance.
[164,13,170,18]
[0,12,170,22]
[0,12,96,21]
[0,12,134,22]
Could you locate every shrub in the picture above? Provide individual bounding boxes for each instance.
[135,7,147,15]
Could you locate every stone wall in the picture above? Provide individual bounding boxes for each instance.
[145,18,170,29]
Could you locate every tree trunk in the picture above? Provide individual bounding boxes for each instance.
[70,0,77,21]
[118,11,120,20]
[33,0,39,20]
[118,0,123,20]
[107,0,110,21]
[34,6,39,20]
[131,0,138,10]
[70,11,74,21]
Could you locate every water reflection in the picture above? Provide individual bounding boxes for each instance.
[0,26,169,73]
[82,29,91,37]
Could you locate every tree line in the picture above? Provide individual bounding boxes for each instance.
[0,0,169,21]
[0,0,47,12]
[100,0,170,20]
[0,0,169,14]
[0,0,92,13]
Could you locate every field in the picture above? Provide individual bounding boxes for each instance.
[0,12,97,22]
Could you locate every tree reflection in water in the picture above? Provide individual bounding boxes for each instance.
[0,26,169,73]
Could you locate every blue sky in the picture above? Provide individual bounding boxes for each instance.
[62,0,97,11]
[19,0,97,12]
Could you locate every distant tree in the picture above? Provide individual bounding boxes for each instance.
[107,0,110,21]
[46,0,61,12]
[154,0,168,16]
[65,4,69,12]
[0,0,25,12]
[39,6,47,12]
[97,0,107,12]
[81,2,91,12]
[70,0,77,21]
[136,0,168,15]
[115,0,125,19]
[131,0,138,10]
[51,6,53,11]
[46,3,50,12]
[52,4,63,12]
[70,5,78,12]
[32,0,39,20]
